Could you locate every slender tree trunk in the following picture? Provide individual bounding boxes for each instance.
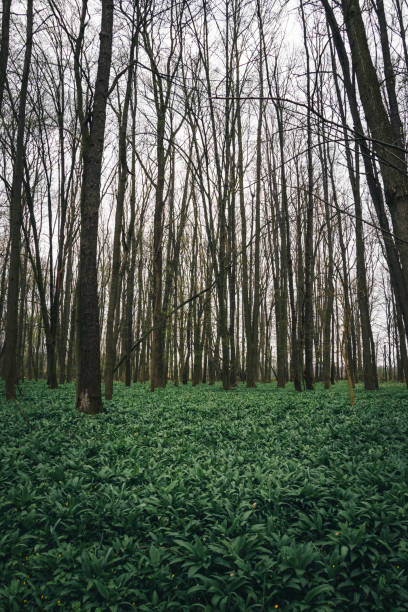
[246,22,263,387]
[58,228,74,384]
[0,238,10,335]
[150,104,167,390]
[125,225,136,386]
[4,0,33,400]
[173,278,179,386]
[104,37,136,398]
[296,197,305,385]
[0,0,12,112]
[335,199,355,387]
[17,246,28,381]
[192,297,204,386]
[228,159,237,387]
[331,50,378,389]
[301,0,314,391]
[237,78,252,387]
[26,279,35,380]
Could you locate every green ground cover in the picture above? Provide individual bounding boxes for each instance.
[0,381,407,611]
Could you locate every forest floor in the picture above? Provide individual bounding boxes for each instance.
[0,380,408,611]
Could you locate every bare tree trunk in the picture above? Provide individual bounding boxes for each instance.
[17,245,28,381]
[244,8,263,387]
[0,0,12,111]
[281,125,301,391]
[331,53,378,389]
[104,36,136,399]
[76,0,114,413]
[395,297,408,386]
[334,192,355,387]
[150,102,167,389]
[340,0,408,291]
[124,149,137,387]
[237,74,252,387]
[26,279,35,379]
[296,192,305,386]
[0,238,10,335]
[3,0,33,400]
[228,155,237,387]
[323,0,408,341]
[140,3,185,391]
[58,224,74,384]
[301,0,314,391]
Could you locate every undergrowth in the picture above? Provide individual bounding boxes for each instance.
[0,380,407,611]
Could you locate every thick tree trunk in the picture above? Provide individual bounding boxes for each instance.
[76,0,114,413]
[323,0,408,342]
[395,298,408,386]
[340,0,408,289]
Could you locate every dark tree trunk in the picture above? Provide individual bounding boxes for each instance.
[104,36,136,399]
[76,0,114,413]
[3,0,33,400]
[125,223,136,386]
[395,297,408,386]
[0,238,10,336]
[331,53,378,390]
[26,280,35,380]
[323,0,408,344]
[17,246,28,381]
[150,106,167,390]
[0,0,12,112]
[301,0,314,391]
[340,0,408,295]
[58,227,74,384]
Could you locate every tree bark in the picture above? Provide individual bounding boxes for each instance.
[301,0,314,391]
[76,0,114,413]
[0,0,12,112]
[322,0,408,342]
[104,36,136,399]
[3,0,33,400]
[331,52,378,390]
[340,0,408,288]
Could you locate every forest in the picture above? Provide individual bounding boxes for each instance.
[0,0,408,609]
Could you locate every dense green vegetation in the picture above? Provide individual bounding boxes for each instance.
[1,381,408,611]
